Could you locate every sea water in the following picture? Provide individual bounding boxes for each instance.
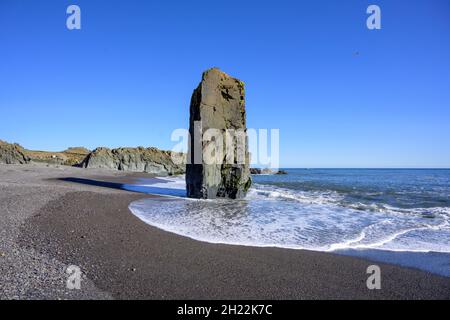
[126,169,450,277]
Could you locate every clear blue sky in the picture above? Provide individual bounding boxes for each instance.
[1,0,449,168]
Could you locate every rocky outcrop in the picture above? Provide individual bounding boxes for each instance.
[186,68,251,199]
[81,147,185,176]
[0,140,89,166]
[250,168,288,175]
[0,139,185,173]
[0,140,30,164]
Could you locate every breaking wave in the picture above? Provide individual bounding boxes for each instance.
[128,176,450,254]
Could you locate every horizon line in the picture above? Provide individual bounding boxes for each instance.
[269,167,450,170]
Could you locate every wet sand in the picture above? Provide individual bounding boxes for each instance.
[1,164,450,299]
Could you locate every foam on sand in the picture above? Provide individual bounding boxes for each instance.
[127,175,450,277]
[128,176,450,256]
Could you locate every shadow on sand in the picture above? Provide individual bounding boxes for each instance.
[60,177,187,198]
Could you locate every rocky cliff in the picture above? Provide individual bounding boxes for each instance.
[81,147,185,176]
[0,140,185,175]
[0,140,30,164]
[186,68,251,199]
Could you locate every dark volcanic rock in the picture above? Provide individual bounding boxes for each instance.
[81,147,185,176]
[186,68,251,199]
[0,140,30,164]
[250,168,288,175]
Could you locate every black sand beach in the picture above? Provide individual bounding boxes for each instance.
[1,164,450,299]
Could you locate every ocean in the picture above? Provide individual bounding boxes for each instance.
[127,169,450,277]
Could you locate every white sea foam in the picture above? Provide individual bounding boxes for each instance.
[128,176,450,254]
[145,176,186,190]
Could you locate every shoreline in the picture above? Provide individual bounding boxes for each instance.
[130,196,450,278]
[2,164,450,299]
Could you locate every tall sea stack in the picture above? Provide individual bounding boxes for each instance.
[186,68,251,199]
